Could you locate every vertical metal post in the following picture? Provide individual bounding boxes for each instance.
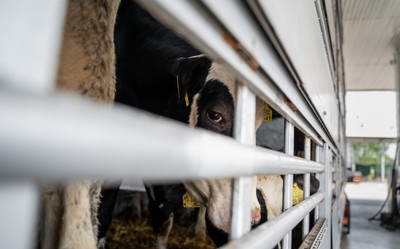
[0,181,40,249]
[0,0,67,94]
[395,47,400,142]
[302,137,311,239]
[318,143,332,249]
[282,121,294,249]
[230,83,256,240]
[0,1,67,249]
[314,144,320,223]
[381,143,386,182]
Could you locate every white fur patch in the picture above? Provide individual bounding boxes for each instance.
[189,93,200,127]
[186,62,282,234]
[188,62,236,127]
[206,63,237,100]
[257,175,283,220]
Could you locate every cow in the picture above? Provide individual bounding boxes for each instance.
[96,0,202,246]
[39,1,120,249]
[258,119,321,248]
[98,1,283,248]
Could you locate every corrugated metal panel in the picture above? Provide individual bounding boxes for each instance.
[255,0,339,144]
[343,0,400,90]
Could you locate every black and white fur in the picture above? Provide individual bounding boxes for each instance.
[102,1,283,248]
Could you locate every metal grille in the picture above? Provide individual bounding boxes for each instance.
[0,1,347,249]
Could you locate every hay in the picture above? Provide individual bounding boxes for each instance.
[106,218,216,249]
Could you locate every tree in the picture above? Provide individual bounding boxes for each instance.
[352,142,394,177]
[352,143,387,166]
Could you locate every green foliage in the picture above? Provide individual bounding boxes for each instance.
[352,142,394,167]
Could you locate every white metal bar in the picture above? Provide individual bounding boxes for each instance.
[396,48,400,139]
[283,121,294,249]
[314,0,337,90]
[314,145,321,222]
[233,84,256,145]
[0,181,40,249]
[0,0,67,94]
[244,0,328,147]
[299,218,328,249]
[0,88,324,181]
[381,142,386,181]
[220,192,324,249]
[318,144,332,248]
[250,0,339,149]
[303,137,311,239]
[135,0,324,147]
[231,177,254,239]
[230,84,256,239]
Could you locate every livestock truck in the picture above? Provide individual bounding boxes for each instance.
[0,1,357,249]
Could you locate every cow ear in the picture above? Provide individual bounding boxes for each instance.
[172,55,211,106]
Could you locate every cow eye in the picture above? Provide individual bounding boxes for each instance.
[207,111,223,124]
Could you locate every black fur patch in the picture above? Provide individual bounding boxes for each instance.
[255,189,268,226]
[205,213,229,247]
[196,80,235,136]
[114,0,199,121]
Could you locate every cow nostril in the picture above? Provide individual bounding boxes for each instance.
[251,208,261,226]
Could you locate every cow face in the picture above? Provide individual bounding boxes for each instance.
[174,57,270,243]
[195,80,234,136]
[189,63,236,137]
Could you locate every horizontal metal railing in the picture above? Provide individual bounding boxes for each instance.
[220,192,325,249]
[0,88,324,181]
[0,1,346,249]
[135,0,326,147]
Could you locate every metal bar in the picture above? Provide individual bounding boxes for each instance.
[244,0,329,147]
[230,84,256,239]
[135,0,324,147]
[0,88,324,181]
[299,218,328,249]
[0,181,40,249]
[396,48,400,139]
[0,3,66,249]
[314,145,321,222]
[220,192,325,249]
[0,0,67,94]
[381,142,386,181]
[233,84,256,144]
[283,121,294,249]
[314,0,337,89]
[303,137,311,239]
[319,144,332,247]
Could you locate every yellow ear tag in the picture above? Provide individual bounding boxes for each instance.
[176,75,189,107]
[183,192,200,208]
[263,104,273,122]
[184,93,190,107]
[292,183,304,205]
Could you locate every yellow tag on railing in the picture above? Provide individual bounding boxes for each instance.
[184,93,190,107]
[263,104,273,122]
[292,183,304,205]
[183,192,200,208]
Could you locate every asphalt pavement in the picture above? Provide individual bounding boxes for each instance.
[341,181,400,249]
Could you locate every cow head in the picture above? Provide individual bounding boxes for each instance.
[173,55,282,246]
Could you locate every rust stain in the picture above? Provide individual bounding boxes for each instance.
[222,30,259,72]
[284,97,298,112]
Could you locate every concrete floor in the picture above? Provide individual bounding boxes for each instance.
[342,182,400,249]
